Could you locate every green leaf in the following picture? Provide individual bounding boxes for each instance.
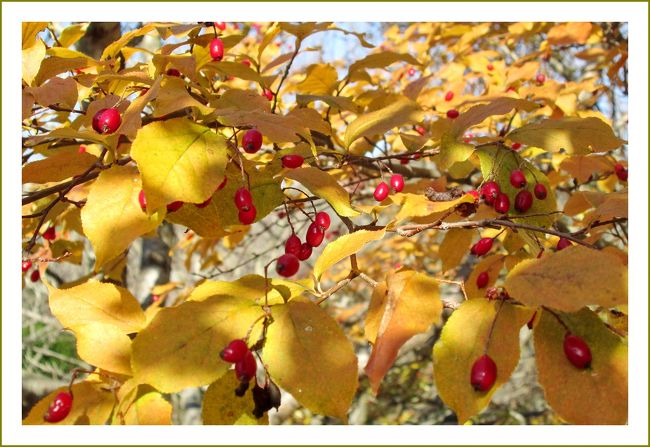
[284,167,359,217]
[344,97,423,148]
[130,118,228,212]
[507,117,626,154]
[534,308,627,424]
[263,299,358,420]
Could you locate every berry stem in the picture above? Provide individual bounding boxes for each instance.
[282,202,295,234]
[542,307,571,332]
[484,298,506,355]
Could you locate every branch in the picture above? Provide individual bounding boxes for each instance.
[271,40,302,114]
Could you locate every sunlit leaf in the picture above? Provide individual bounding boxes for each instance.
[202,371,268,425]
[314,229,386,280]
[284,167,359,217]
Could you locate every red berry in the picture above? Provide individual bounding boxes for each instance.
[92,108,121,135]
[306,222,325,247]
[196,196,212,208]
[166,201,183,213]
[614,164,628,181]
[241,59,251,67]
[297,242,312,261]
[415,125,425,136]
[43,226,56,241]
[285,234,301,256]
[446,109,460,119]
[471,237,494,256]
[78,144,86,154]
[217,177,228,190]
[487,63,494,71]
[220,339,249,363]
[509,170,527,188]
[399,156,410,165]
[22,260,33,273]
[281,154,304,169]
[494,193,510,214]
[262,88,274,101]
[242,129,263,154]
[373,182,390,202]
[470,354,497,392]
[514,190,533,213]
[276,253,300,277]
[315,211,331,230]
[444,91,454,101]
[407,67,416,76]
[214,22,226,31]
[511,142,522,150]
[556,238,572,251]
[234,187,253,211]
[138,190,147,211]
[535,73,546,85]
[467,190,479,203]
[235,350,257,382]
[43,391,73,423]
[238,206,256,225]
[390,174,404,193]
[209,37,224,61]
[166,68,181,77]
[476,271,489,289]
[563,334,592,369]
[30,270,40,282]
[480,181,500,205]
[534,183,547,200]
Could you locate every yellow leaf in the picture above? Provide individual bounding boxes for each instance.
[348,51,421,75]
[208,60,265,84]
[131,296,264,393]
[202,371,268,425]
[23,151,97,184]
[22,39,46,86]
[435,133,474,170]
[152,76,212,118]
[218,109,307,144]
[314,229,386,280]
[588,191,627,223]
[559,154,612,184]
[188,274,309,305]
[23,381,115,425]
[365,270,443,393]
[263,299,358,420]
[534,308,627,424]
[392,193,474,222]
[81,165,164,269]
[432,299,533,423]
[465,254,506,300]
[344,97,423,148]
[439,229,475,273]
[507,117,626,154]
[212,88,271,114]
[547,22,593,46]
[58,23,89,48]
[504,246,627,312]
[74,323,132,375]
[296,94,362,113]
[284,167,359,217]
[563,190,604,216]
[122,390,172,425]
[28,76,79,108]
[287,107,332,135]
[131,118,228,212]
[450,97,540,137]
[101,23,158,60]
[48,279,146,333]
[119,75,162,139]
[22,22,48,49]
[296,64,339,96]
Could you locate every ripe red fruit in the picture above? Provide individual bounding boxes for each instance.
[614,164,628,181]
[509,170,527,188]
[467,190,479,203]
[487,63,494,71]
[43,391,73,423]
[373,182,390,202]
[444,91,454,101]
[262,88,274,101]
[217,177,228,190]
[535,73,546,85]
[276,253,300,277]
[242,129,263,154]
[494,193,510,214]
[214,22,226,31]
[285,234,302,256]
[563,334,592,369]
[533,183,547,200]
[415,125,425,136]
[138,190,147,211]
[30,270,41,282]
[480,181,500,205]
[297,242,312,261]
[220,339,249,363]
[400,156,410,165]
[241,59,251,67]
[78,144,86,154]
[471,237,494,256]
[43,226,56,241]
[514,190,533,213]
[238,206,256,225]
[306,222,325,247]
[556,237,572,251]
[407,67,416,76]
[92,108,121,134]
[166,68,181,77]
[196,196,212,208]
[511,142,522,151]
[281,154,304,169]
[446,109,460,119]
[470,354,497,392]
[22,260,33,272]
[476,271,489,289]
[235,350,257,382]
[209,37,224,61]
[390,174,405,193]
[234,187,253,211]
[315,211,331,230]
[166,201,183,213]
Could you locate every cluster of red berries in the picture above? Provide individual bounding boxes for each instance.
[22,259,40,283]
[276,211,331,277]
[480,170,547,216]
[235,187,256,225]
[373,174,404,202]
